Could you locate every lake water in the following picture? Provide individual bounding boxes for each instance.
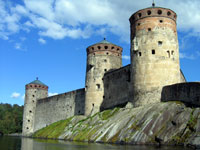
[0,136,193,150]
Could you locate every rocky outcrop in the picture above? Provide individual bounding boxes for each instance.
[33,102,200,148]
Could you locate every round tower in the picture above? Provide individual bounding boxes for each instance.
[129,5,181,107]
[85,38,122,116]
[22,78,48,136]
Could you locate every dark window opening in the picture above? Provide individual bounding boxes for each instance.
[158,10,162,15]
[167,11,171,16]
[138,23,141,26]
[98,46,101,49]
[92,47,94,50]
[117,48,120,51]
[111,46,115,49]
[147,10,151,15]
[32,95,35,97]
[92,103,94,107]
[104,59,107,62]
[35,85,37,88]
[32,100,35,103]
[139,52,142,56]
[26,127,29,130]
[158,41,163,46]
[106,52,109,55]
[171,51,174,55]
[104,69,107,72]
[148,28,151,31]
[138,13,142,17]
[103,96,105,99]
[28,120,30,122]
[105,46,108,49]
[160,20,163,23]
[96,84,100,90]
[152,49,155,54]
[78,111,81,113]
[167,51,170,58]
[29,110,32,113]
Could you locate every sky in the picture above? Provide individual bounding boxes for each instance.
[0,0,200,106]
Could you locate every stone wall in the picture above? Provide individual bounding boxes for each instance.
[34,88,85,132]
[161,82,200,107]
[100,65,131,111]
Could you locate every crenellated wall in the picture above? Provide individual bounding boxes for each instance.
[34,88,85,132]
[100,65,131,111]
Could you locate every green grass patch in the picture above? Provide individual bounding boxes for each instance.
[33,117,73,139]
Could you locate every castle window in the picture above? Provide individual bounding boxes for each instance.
[174,15,177,19]
[98,46,101,49]
[104,69,107,72]
[32,95,35,97]
[167,11,171,16]
[157,10,162,15]
[171,51,174,55]
[138,13,142,18]
[117,48,120,51]
[147,10,151,15]
[159,20,163,23]
[158,41,163,46]
[104,59,107,62]
[30,85,32,87]
[111,46,115,50]
[106,52,109,55]
[105,46,108,49]
[32,100,35,103]
[92,103,94,107]
[35,85,37,88]
[28,120,30,122]
[103,96,105,99]
[167,51,170,58]
[152,49,155,54]
[138,23,141,26]
[92,47,94,50]
[26,127,29,130]
[139,52,142,56]
[29,110,32,113]
[148,28,151,32]
[96,84,100,90]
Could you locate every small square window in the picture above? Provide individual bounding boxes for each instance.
[158,41,163,46]
[152,50,155,54]
[96,84,100,90]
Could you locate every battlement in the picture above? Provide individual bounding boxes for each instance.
[26,84,48,90]
[86,42,122,56]
[129,7,177,23]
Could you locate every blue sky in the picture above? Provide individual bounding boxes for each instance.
[0,0,200,106]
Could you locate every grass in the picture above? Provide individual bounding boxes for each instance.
[33,117,73,139]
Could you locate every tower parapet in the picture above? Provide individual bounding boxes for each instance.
[84,39,122,116]
[129,6,181,107]
[22,78,48,136]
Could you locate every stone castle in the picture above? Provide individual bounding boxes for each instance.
[22,4,200,136]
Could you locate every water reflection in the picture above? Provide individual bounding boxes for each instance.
[0,136,193,150]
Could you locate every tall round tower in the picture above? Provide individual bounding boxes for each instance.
[129,5,181,107]
[22,78,48,136]
[85,38,122,116]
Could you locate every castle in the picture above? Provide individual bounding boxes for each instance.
[22,4,200,136]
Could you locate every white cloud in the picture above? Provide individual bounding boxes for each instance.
[0,0,200,42]
[48,92,58,97]
[122,55,130,60]
[15,43,21,49]
[179,52,195,60]
[38,38,46,44]
[11,92,21,98]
